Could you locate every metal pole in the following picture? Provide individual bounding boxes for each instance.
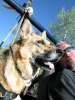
[28,17,58,44]
[3,0,24,15]
[3,0,59,44]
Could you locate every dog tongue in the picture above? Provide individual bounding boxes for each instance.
[44,62,55,70]
[44,62,55,74]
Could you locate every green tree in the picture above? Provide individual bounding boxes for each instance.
[50,7,75,47]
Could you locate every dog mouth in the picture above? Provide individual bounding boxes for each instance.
[35,56,54,71]
[35,49,63,71]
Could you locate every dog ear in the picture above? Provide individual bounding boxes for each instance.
[41,31,46,40]
[20,19,32,39]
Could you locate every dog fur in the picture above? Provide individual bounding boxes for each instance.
[0,18,54,96]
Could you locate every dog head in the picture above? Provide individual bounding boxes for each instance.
[12,19,64,94]
[16,31,58,80]
[11,18,64,84]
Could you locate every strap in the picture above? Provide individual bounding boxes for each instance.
[12,15,25,44]
[0,23,18,47]
[0,14,25,47]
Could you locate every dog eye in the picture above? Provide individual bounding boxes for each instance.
[36,40,44,44]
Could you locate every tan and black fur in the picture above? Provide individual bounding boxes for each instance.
[0,18,54,95]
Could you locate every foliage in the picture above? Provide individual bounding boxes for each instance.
[50,7,75,47]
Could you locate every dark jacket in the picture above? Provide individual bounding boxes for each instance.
[37,66,75,100]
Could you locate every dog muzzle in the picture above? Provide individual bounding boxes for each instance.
[35,49,64,71]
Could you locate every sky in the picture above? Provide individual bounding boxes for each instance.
[0,0,75,47]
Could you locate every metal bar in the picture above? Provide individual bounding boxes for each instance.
[28,17,58,44]
[3,0,24,15]
[3,0,59,44]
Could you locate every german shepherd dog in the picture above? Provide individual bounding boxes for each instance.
[0,19,59,99]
